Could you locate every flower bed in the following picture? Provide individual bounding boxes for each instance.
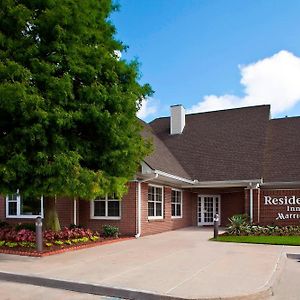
[0,226,130,257]
[224,214,300,236]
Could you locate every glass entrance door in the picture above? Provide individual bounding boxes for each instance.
[198,195,220,226]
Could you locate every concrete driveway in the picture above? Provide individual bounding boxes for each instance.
[0,227,296,299]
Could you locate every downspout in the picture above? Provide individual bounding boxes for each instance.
[135,173,158,238]
[73,198,77,225]
[249,183,253,224]
[257,185,261,223]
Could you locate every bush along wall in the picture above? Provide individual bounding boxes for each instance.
[0,227,100,250]
[226,214,300,236]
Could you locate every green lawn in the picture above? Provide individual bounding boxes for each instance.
[212,235,300,246]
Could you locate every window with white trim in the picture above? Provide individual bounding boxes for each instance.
[91,194,121,219]
[171,189,182,218]
[6,193,44,218]
[148,185,163,219]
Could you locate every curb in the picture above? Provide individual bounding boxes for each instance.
[264,246,288,297]
[0,271,273,300]
[286,253,300,260]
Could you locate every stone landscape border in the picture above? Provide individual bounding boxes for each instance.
[0,237,133,257]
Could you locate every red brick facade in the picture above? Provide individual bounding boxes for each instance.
[244,188,300,226]
[79,181,137,236]
[2,185,300,235]
[140,183,197,236]
[259,189,300,226]
[0,195,74,227]
[220,191,245,226]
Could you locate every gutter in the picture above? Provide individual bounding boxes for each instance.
[135,173,158,238]
[261,181,300,188]
[182,179,262,189]
[153,170,196,185]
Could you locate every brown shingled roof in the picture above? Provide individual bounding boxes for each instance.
[263,116,300,182]
[141,121,191,179]
[149,105,271,181]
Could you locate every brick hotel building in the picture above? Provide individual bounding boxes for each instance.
[1,104,300,236]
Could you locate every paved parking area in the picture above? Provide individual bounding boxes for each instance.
[0,227,296,299]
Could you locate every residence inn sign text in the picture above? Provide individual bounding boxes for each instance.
[264,196,300,220]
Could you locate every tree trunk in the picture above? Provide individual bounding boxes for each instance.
[44,196,61,231]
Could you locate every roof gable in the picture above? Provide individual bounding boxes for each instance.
[263,116,300,182]
[150,105,271,181]
[141,122,191,179]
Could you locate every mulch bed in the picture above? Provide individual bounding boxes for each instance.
[0,236,134,257]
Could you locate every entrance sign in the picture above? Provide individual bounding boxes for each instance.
[264,196,300,220]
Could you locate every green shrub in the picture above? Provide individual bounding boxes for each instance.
[65,240,72,245]
[227,214,249,236]
[78,237,89,243]
[15,223,36,232]
[69,224,83,229]
[102,225,119,238]
[6,242,18,248]
[226,216,300,236]
[90,235,100,242]
[0,240,5,246]
[18,241,35,248]
[54,240,64,246]
[45,242,53,247]
[0,221,9,228]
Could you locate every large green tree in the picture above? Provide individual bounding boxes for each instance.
[0,0,152,230]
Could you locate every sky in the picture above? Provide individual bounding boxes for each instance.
[111,0,300,122]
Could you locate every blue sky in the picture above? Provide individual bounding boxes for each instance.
[111,0,300,121]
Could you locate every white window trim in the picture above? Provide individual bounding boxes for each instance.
[5,194,44,219]
[90,195,121,220]
[148,184,164,220]
[171,188,183,219]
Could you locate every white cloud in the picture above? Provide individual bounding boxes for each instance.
[137,97,159,119]
[187,50,300,115]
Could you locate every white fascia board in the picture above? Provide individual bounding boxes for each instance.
[153,170,196,185]
[182,179,263,189]
[261,181,300,188]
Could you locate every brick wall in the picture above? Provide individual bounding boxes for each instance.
[259,189,300,226]
[56,197,74,227]
[0,196,5,220]
[220,191,245,226]
[78,181,137,236]
[0,195,74,227]
[140,183,196,236]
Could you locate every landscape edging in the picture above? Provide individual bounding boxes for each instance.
[0,237,134,257]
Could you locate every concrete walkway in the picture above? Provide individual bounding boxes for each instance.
[271,254,300,300]
[0,227,297,299]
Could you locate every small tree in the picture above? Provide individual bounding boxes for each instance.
[0,0,152,230]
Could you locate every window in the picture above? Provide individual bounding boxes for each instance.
[6,193,44,218]
[148,185,163,219]
[91,194,121,219]
[171,189,182,218]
